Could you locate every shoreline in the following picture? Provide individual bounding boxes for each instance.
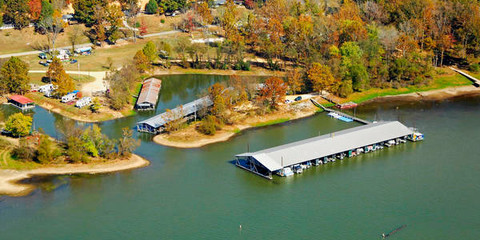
[153,84,480,149]
[0,154,149,197]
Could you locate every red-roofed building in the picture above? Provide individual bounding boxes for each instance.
[7,95,35,110]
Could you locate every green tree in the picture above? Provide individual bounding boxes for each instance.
[39,0,53,21]
[145,0,158,14]
[0,57,30,94]
[3,0,30,29]
[142,41,158,63]
[73,0,108,25]
[5,112,32,137]
[36,134,60,164]
[90,97,101,113]
[66,136,89,163]
[106,63,140,110]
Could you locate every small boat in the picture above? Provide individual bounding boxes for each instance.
[293,165,303,174]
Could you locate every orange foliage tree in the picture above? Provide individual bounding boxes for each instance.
[258,77,287,109]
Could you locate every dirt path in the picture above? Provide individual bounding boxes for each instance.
[0,154,149,197]
[29,70,107,96]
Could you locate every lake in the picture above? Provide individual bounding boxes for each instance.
[1,75,479,239]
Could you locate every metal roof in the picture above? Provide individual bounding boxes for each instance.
[138,96,213,129]
[136,78,162,107]
[8,95,34,104]
[236,121,414,172]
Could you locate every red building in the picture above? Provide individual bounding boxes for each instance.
[7,95,35,110]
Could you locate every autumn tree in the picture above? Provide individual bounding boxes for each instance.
[133,50,150,73]
[307,63,337,94]
[47,58,75,96]
[28,0,42,21]
[195,1,213,26]
[106,63,140,110]
[36,134,60,164]
[38,10,67,53]
[258,77,287,110]
[0,57,30,94]
[5,112,32,137]
[68,25,84,53]
[117,128,140,157]
[286,68,303,94]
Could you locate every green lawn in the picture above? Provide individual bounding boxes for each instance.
[29,73,95,88]
[346,70,474,104]
[254,118,291,127]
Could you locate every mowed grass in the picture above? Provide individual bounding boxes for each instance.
[136,14,182,33]
[21,32,188,71]
[28,72,95,88]
[346,69,474,103]
[254,118,290,127]
[0,25,90,55]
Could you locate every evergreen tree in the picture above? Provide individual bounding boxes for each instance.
[145,0,158,14]
[3,0,30,29]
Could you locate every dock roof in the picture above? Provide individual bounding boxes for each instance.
[138,96,213,129]
[236,121,413,172]
[8,95,34,104]
[136,78,162,107]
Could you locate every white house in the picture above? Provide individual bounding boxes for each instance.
[75,97,92,108]
[61,93,77,103]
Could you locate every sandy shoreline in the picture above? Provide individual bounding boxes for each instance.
[0,154,149,197]
[153,105,318,148]
[153,84,480,148]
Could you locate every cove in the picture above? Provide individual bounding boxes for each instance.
[1,75,480,239]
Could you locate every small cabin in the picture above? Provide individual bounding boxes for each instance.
[7,95,34,110]
[61,93,77,103]
[75,97,92,108]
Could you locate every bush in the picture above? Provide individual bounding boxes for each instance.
[469,63,480,73]
[160,19,165,24]
[197,116,218,135]
[11,139,35,162]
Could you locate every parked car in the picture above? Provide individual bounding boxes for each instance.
[294,96,302,101]
[39,52,47,59]
[39,61,49,67]
[285,99,292,104]
[70,59,78,64]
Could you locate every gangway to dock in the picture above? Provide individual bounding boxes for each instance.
[450,67,480,87]
[311,99,370,125]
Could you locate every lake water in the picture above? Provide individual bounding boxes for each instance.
[1,75,480,239]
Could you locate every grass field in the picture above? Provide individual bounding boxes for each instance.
[29,73,95,88]
[254,118,291,127]
[346,69,475,103]
[0,25,90,55]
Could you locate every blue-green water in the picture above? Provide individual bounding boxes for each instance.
[1,75,480,239]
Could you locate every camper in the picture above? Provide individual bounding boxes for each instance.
[38,84,54,93]
[75,97,92,108]
[61,93,76,103]
[74,47,92,55]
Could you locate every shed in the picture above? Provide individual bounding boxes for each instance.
[7,95,35,110]
[135,78,162,110]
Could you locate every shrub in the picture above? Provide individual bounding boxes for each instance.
[469,63,480,73]
[197,115,218,135]
[160,19,165,24]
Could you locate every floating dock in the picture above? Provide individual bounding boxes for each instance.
[311,99,370,125]
[450,67,480,87]
[7,95,35,110]
[235,121,423,179]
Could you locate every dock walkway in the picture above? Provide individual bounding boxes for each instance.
[311,99,370,125]
[450,67,480,87]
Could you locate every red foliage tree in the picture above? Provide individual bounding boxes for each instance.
[28,0,42,21]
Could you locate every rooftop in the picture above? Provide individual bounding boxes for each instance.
[236,121,414,172]
[136,78,162,107]
[8,95,34,105]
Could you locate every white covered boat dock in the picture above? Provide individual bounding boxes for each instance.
[235,121,422,179]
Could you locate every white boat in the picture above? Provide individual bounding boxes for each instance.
[278,167,294,177]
